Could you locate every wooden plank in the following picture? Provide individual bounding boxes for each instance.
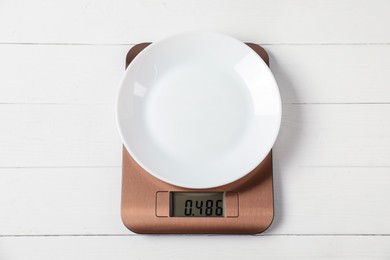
[1,167,389,235]
[1,44,390,104]
[0,45,129,104]
[267,45,390,104]
[0,168,127,235]
[269,167,390,235]
[1,236,389,259]
[274,104,390,168]
[0,0,389,44]
[0,104,122,167]
[0,168,128,235]
[0,104,389,167]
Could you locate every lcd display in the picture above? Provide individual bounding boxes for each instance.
[170,192,224,217]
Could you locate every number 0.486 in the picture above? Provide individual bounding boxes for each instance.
[184,199,223,216]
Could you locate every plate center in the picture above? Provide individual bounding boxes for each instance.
[144,63,253,162]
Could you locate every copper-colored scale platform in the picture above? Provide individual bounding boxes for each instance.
[121,43,274,234]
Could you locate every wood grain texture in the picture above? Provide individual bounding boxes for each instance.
[0,168,126,236]
[1,44,390,104]
[0,104,121,167]
[1,167,389,235]
[1,0,389,258]
[274,104,390,167]
[0,45,128,104]
[0,104,389,167]
[1,236,390,260]
[0,0,389,44]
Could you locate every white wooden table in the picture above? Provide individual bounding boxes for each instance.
[1,1,390,259]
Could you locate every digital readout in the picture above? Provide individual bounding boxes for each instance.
[170,192,224,217]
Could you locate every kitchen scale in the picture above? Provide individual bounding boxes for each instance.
[117,32,281,234]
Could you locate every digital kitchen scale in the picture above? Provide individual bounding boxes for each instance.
[117,32,281,234]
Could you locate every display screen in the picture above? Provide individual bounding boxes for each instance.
[170,192,224,217]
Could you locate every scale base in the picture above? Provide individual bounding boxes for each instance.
[121,43,274,234]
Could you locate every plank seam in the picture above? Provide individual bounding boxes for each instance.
[1,234,390,237]
[2,102,390,105]
[1,42,390,46]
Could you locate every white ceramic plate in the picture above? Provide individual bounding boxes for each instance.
[116,32,281,189]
